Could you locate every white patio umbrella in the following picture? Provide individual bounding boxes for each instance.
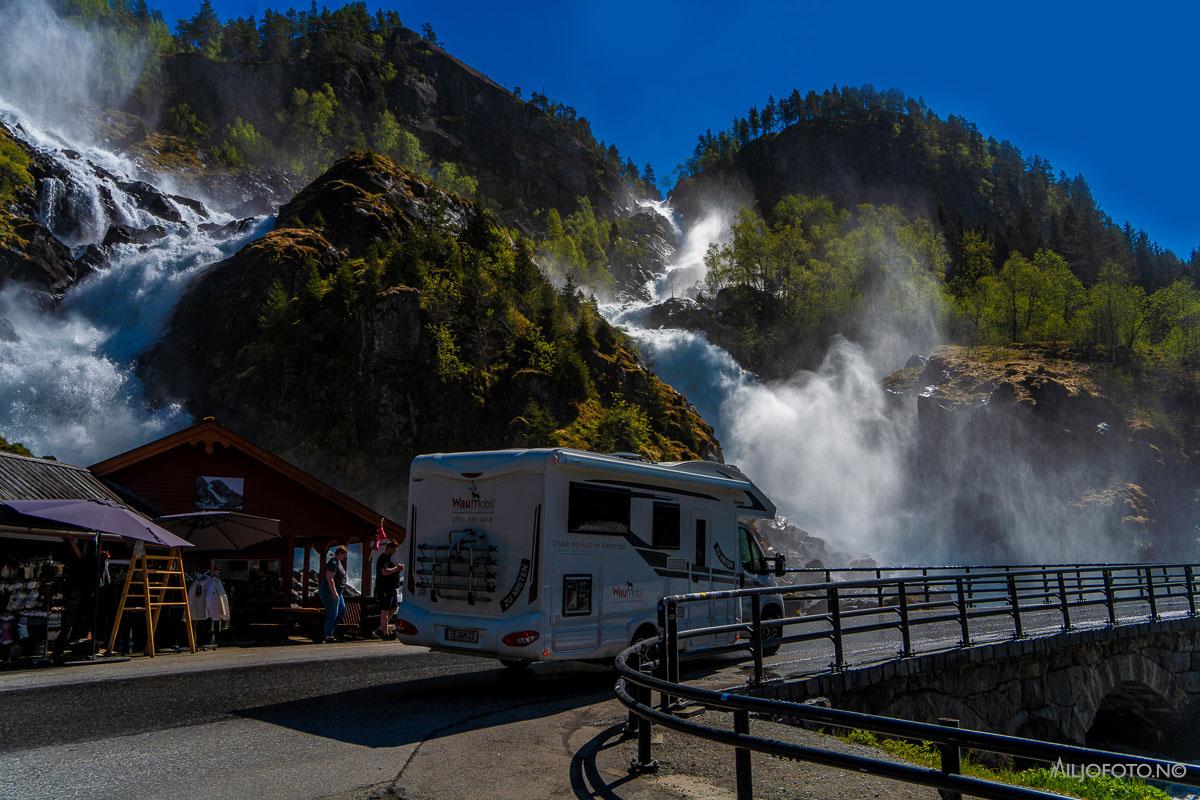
[157,511,281,551]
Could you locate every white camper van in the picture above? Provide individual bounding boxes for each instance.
[396,448,785,665]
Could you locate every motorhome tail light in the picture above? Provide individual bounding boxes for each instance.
[395,619,418,636]
[501,630,540,647]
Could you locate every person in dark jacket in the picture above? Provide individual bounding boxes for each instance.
[373,542,403,639]
[318,545,348,643]
[52,537,97,661]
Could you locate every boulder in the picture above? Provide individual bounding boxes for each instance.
[118,180,182,223]
[102,223,167,247]
[0,218,76,294]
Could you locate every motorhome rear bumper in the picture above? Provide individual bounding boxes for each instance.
[396,605,550,659]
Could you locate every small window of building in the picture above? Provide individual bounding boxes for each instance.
[652,502,681,549]
[563,574,593,616]
[568,483,631,534]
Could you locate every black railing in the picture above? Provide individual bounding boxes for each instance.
[615,562,1200,799]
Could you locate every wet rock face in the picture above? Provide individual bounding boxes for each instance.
[0,218,76,293]
[609,211,677,301]
[891,345,1200,561]
[101,223,166,247]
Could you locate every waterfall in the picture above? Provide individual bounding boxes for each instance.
[0,100,272,465]
[600,204,912,561]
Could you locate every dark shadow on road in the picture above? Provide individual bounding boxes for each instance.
[570,723,640,800]
[234,661,617,748]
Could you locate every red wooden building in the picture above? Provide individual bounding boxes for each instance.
[90,418,404,635]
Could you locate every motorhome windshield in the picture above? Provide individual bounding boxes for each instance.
[737,525,768,573]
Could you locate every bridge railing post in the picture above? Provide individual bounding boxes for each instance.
[657,599,672,711]
[1007,573,1024,638]
[828,586,844,670]
[876,569,884,607]
[1057,571,1072,630]
[1144,567,1159,621]
[1185,565,1197,616]
[626,649,641,736]
[964,566,974,607]
[937,717,962,800]
[750,593,764,685]
[955,577,970,647]
[667,598,681,693]
[1103,569,1117,626]
[897,580,913,657]
[922,568,930,604]
[627,646,659,774]
[734,708,753,800]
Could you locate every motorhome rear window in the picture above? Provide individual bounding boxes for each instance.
[568,483,631,534]
[652,502,681,549]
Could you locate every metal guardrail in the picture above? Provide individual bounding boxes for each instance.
[615,562,1200,800]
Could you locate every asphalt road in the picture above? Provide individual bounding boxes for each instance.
[0,645,618,800]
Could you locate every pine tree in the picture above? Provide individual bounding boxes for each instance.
[762,95,777,132]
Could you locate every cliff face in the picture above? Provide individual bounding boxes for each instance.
[885,345,1200,560]
[144,152,719,517]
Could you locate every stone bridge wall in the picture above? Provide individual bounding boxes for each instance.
[762,617,1200,746]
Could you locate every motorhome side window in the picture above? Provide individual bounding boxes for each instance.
[567,483,631,534]
[652,502,680,549]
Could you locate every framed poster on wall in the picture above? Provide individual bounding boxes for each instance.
[195,476,245,510]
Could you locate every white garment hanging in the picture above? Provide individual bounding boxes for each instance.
[188,575,211,621]
[203,576,230,622]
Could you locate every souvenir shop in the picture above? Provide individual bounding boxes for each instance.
[0,452,130,664]
[90,418,404,641]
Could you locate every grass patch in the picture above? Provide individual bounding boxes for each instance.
[0,127,33,248]
[842,730,1170,800]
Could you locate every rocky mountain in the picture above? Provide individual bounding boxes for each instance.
[143,152,719,516]
[121,15,640,230]
[884,344,1200,560]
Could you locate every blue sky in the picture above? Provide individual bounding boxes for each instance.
[159,0,1197,256]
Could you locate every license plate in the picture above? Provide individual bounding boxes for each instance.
[445,627,479,644]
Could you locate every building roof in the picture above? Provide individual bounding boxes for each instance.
[89,418,403,537]
[0,450,123,503]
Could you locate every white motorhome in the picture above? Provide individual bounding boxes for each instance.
[396,448,785,665]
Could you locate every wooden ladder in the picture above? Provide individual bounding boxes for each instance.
[107,547,196,657]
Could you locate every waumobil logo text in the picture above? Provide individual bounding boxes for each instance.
[451,496,497,510]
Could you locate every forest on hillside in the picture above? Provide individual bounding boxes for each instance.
[14,2,1200,386]
[49,0,657,197]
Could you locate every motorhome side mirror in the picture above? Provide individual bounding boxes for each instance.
[773,553,786,577]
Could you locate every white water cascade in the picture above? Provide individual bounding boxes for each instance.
[0,101,272,465]
[601,204,914,560]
